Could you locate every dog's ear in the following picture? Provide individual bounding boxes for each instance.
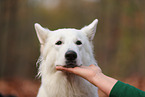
[81,19,98,41]
[34,23,49,44]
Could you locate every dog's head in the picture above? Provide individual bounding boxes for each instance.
[35,19,98,69]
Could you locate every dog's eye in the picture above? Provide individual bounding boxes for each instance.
[55,41,62,45]
[76,40,82,45]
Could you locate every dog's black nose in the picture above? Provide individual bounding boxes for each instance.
[65,50,77,61]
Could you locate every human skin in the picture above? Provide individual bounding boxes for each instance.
[56,65,118,96]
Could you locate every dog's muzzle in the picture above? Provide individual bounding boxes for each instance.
[64,50,77,68]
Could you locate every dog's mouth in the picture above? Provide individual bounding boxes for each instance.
[63,64,78,68]
[56,61,82,68]
[64,61,78,68]
[64,61,77,68]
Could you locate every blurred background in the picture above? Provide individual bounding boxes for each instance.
[0,0,145,97]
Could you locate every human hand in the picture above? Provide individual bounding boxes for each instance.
[56,64,102,83]
[56,65,118,96]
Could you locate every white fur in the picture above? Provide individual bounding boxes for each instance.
[35,19,99,97]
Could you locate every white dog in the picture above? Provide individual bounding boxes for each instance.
[34,19,99,97]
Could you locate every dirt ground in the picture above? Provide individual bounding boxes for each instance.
[0,75,145,97]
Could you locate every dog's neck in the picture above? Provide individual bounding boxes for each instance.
[40,71,97,97]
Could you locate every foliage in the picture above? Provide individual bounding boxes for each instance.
[0,0,145,78]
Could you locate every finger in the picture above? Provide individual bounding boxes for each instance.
[56,66,64,70]
[56,66,82,75]
[56,66,75,72]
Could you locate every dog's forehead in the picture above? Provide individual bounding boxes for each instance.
[51,29,83,38]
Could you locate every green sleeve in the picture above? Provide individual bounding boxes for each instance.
[109,81,145,97]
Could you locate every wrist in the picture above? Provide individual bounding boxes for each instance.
[91,72,118,96]
[90,72,104,86]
